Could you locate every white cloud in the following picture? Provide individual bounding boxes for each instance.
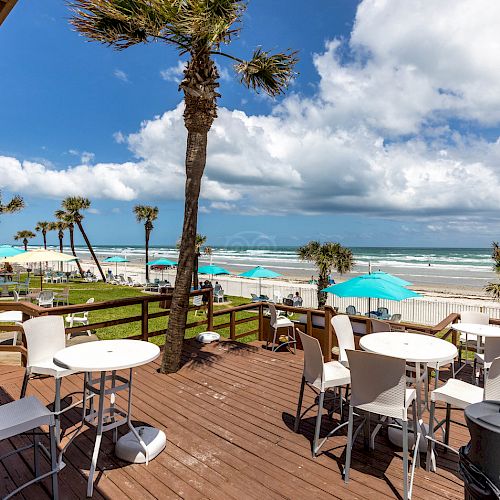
[2,0,500,223]
[114,69,129,83]
[160,61,186,83]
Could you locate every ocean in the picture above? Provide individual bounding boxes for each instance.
[66,245,497,289]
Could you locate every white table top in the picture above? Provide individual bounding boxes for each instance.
[53,339,160,372]
[450,323,500,338]
[0,311,22,323]
[360,331,457,363]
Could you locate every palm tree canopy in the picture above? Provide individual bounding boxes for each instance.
[35,221,51,233]
[69,0,297,97]
[14,230,36,240]
[297,241,354,277]
[195,234,207,252]
[133,205,159,227]
[55,209,75,226]
[61,196,91,222]
[0,193,24,214]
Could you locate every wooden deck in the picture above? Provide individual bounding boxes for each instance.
[0,339,467,499]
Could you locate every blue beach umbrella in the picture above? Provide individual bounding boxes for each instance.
[323,274,420,314]
[197,265,230,276]
[0,245,25,259]
[103,255,129,275]
[239,266,282,296]
[369,271,412,287]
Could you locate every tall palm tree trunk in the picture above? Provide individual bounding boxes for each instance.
[145,226,150,281]
[68,225,85,277]
[58,232,64,253]
[76,221,105,281]
[23,239,28,251]
[161,129,207,374]
[317,272,329,309]
[42,232,47,249]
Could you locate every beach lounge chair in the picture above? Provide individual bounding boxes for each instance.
[345,305,357,315]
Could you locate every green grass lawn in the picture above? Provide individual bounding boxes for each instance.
[3,276,262,345]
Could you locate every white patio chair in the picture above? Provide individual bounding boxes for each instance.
[65,297,94,338]
[193,294,203,315]
[426,356,500,472]
[473,337,500,384]
[20,316,79,444]
[370,318,390,333]
[16,278,30,295]
[390,313,402,322]
[344,350,420,500]
[54,287,70,306]
[214,288,224,303]
[345,305,357,315]
[457,311,489,367]
[37,290,54,308]
[267,303,296,353]
[294,330,351,456]
[331,315,355,367]
[0,396,59,499]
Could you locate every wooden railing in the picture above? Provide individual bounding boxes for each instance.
[0,288,481,366]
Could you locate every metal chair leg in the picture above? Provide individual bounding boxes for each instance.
[294,377,306,432]
[402,420,409,500]
[49,424,59,500]
[444,403,451,448]
[411,400,420,469]
[20,370,29,398]
[426,400,436,472]
[344,405,354,483]
[312,391,325,457]
[54,378,62,445]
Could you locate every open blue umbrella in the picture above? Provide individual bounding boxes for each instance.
[369,271,412,287]
[103,255,129,275]
[323,274,420,314]
[239,266,282,296]
[198,265,230,276]
[0,245,25,259]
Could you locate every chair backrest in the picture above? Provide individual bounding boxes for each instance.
[485,357,500,400]
[12,291,19,302]
[390,313,401,322]
[346,305,356,315]
[377,307,389,315]
[297,329,324,387]
[38,291,54,303]
[62,287,70,296]
[371,318,390,333]
[331,315,355,365]
[268,303,278,327]
[484,337,500,364]
[460,311,489,324]
[22,316,66,369]
[346,349,407,420]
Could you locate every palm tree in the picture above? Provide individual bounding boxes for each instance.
[204,245,213,265]
[35,221,51,249]
[133,205,159,281]
[61,196,106,281]
[0,193,24,216]
[70,0,297,374]
[485,241,500,299]
[298,241,354,309]
[55,209,85,277]
[14,230,36,251]
[49,221,67,253]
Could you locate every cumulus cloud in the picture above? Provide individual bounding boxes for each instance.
[2,0,500,223]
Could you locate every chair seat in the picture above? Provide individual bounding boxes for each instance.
[312,360,350,390]
[30,357,76,378]
[431,378,483,408]
[0,396,54,440]
[274,317,294,328]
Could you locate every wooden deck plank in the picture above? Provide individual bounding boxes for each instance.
[0,339,469,499]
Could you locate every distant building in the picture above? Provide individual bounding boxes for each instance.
[0,0,18,26]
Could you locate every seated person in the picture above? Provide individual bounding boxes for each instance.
[214,281,222,293]
[292,292,303,307]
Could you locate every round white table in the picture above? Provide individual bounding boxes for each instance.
[450,322,500,338]
[54,340,160,497]
[0,311,23,323]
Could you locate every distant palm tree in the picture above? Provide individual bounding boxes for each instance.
[14,230,36,251]
[61,196,106,281]
[0,193,24,216]
[49,221,66,253]
[193,234,208,289]
[298,241,354,309]
[133,205,159,281]
[204,245,213,265]
[55,209,85,277]
[485,241,500,298]
[69,0,297,373]
[35,221,51,249]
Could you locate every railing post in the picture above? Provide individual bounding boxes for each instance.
[324,306,333,362]
[207,288,214,331]
[258,303,264,341]
[141,299,148,341]
[230,310,236,340]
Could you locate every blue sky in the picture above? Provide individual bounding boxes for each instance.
[1,0,500,248]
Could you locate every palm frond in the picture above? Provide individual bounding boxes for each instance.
[0,194,24,214]
[234,47,298,97]
[485,282,500,300]
[14,230,36,240]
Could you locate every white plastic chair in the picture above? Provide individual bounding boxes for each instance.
[426,357,500,472]
[65,297,94,338]
[457,311,489,369]
[294,330,351,456]
[214,288,224,303]
[473,337,500,384]
[21,316,78,444]
[37,290,54,308]
[0,396,59,499]
[345,305,357,315]
[193,294,203,316]
[267,303,296,353]
[331,315,355,367]
[344,350,420,500]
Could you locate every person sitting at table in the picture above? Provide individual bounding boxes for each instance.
[292,292,303,307]
[214,281,222,293]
